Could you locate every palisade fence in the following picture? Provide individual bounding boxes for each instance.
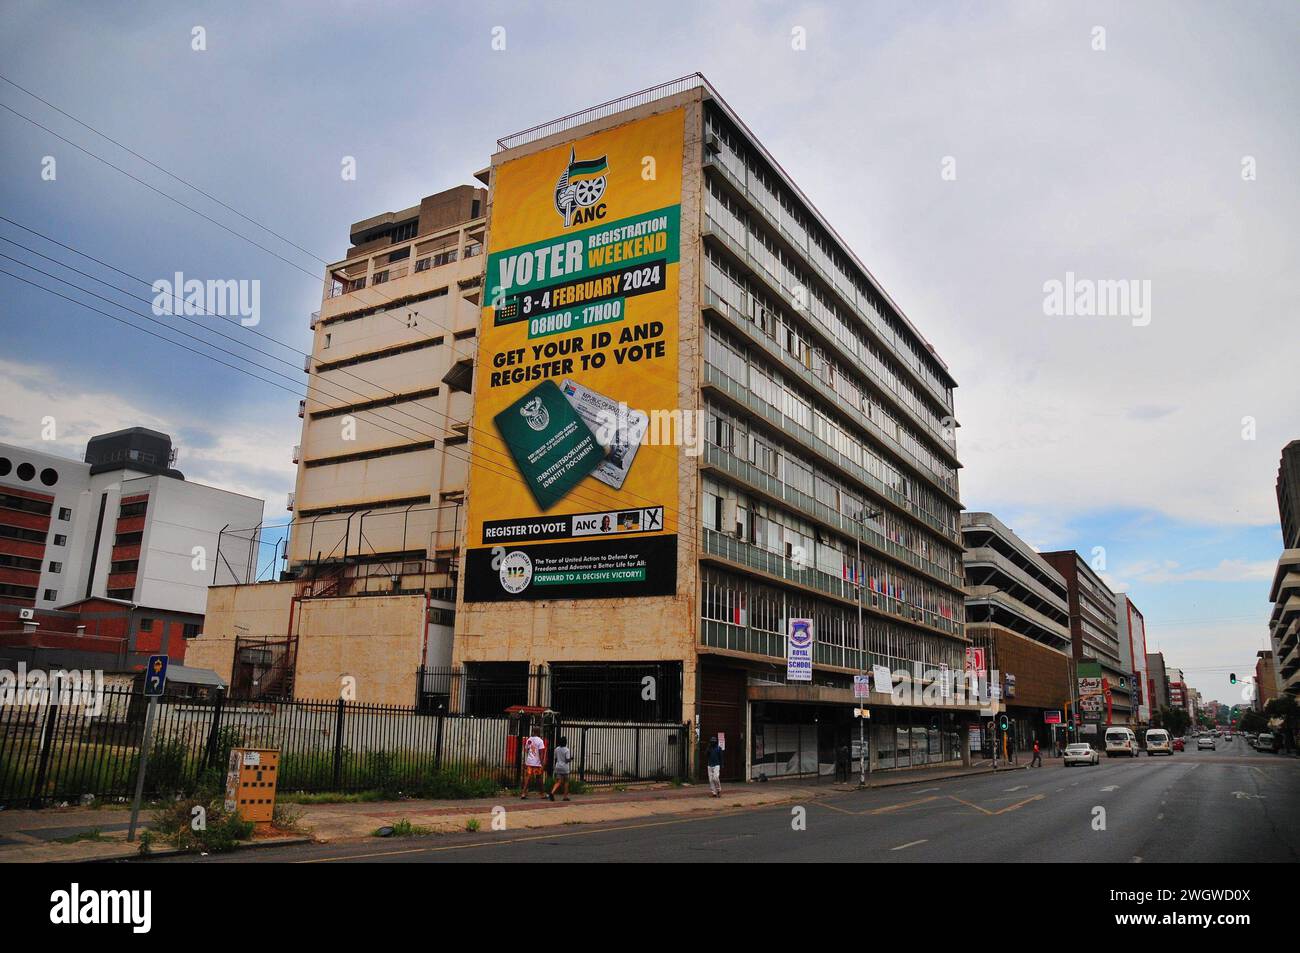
[0,684,690,808]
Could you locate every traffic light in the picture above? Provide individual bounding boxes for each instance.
[997,714,1010,733]
[1230,673,1237,685]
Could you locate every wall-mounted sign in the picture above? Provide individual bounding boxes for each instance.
[787,618,813,682]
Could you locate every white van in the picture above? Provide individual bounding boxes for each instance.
[1105,727,1138,757]
[1144,728,1172,755]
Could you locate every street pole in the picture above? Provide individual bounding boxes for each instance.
[855,507,880,789]
[127,695,158,842]
[857,517,866,788]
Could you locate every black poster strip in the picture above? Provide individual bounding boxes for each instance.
[464,534,677,601]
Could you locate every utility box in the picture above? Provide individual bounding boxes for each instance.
[223,747,280,825]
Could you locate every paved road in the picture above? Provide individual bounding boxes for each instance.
[164,735,1300,863]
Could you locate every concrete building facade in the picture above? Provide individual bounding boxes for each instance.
[1,428,262,674]
[1268,440,1300,697]
[1041,550,1132,725]
[187,186,487,705]
[961,512,1073,750]
[452,76,969,782]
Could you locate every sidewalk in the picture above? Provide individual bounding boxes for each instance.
[0,759,1024,862]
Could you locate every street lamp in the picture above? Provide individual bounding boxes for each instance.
[854,506,882,788]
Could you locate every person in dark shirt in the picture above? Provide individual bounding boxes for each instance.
[706,736,724,797]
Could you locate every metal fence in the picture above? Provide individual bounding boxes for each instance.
[0,683,689,807]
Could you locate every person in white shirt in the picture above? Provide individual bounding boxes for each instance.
[521,726,547,799]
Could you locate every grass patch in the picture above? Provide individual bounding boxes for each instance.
[149,799,254,854]
[373,818,433,838]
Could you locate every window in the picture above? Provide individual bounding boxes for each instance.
[389,220,417,243]
[372,269,389,285]
[323,333,332,350]
[182,622,201,638]
[115,531,143,546]
[43,589,57,601]
[414,257,431,272]
[119,501,147,519]
[58,507,71,520]
[107,588,133,600]
[139,618,154,632]
[52,534,66,546]
[48,561,61,574]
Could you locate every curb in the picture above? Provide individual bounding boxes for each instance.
[80,834,316,863]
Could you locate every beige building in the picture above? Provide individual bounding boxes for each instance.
[188,186,487,705]
[453,76,970,782]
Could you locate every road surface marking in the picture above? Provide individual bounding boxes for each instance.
[1131,856,1143,863]
[867,795,942,815]
[1232,791,1264,800]
[890,839,928,851]
[1156,813,1164,820]
[993,794,1044,815]
[1101,785,1119,792]
[1004,785,1027,792]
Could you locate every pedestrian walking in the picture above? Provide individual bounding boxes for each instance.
[1031,737,1042,767]
[706,735,724,797]
[548,735,572,801]
[520,726,547,799]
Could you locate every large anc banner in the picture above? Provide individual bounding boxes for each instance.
[463,108,684,602]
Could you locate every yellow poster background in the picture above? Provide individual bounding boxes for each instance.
[467,107,685,547]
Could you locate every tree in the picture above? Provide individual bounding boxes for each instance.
[1238,709,1268,735]
[1159,706,1190,736]
[1264,696,1299,752]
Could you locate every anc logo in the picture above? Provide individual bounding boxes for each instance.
[554,147,609,227]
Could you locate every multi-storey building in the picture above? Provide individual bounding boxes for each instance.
[188,186,487,703]
[1041,550,1132,727]
[1114,594,1150,726]
[1255,649,1278,712]
[454,76,970,781]
[1146,651,1169,714]
[961,512,1072,749]
[1268,440,1300,696]
[0,428,262,673]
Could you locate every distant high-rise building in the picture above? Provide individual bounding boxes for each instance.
[0,428,263,674]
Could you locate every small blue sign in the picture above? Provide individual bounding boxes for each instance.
[145,655,169,696]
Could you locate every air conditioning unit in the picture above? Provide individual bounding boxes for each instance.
[19,607,35,621]
[303,355,313,373]
[286,492,295,512]
[705,134,721,155]
[298,399,306,418]
[292,445,301,464]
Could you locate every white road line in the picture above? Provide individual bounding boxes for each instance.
[1131,855,1143,863]
[890,839,928,851]
[1004,785,1027,792]
[1101,785,1119,792]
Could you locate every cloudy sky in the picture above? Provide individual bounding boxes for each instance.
[1,1,1295,703]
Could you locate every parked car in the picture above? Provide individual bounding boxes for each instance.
[1064,743,1100,766]
[1144,728,1173,755]
[1172,737,1185,751]
[1196,734,1216,750]
[1105,727,1139,758]
[1255,732,1275,752]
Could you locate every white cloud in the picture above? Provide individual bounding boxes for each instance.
[1114,558,1276,586]
[0,357,297,508]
